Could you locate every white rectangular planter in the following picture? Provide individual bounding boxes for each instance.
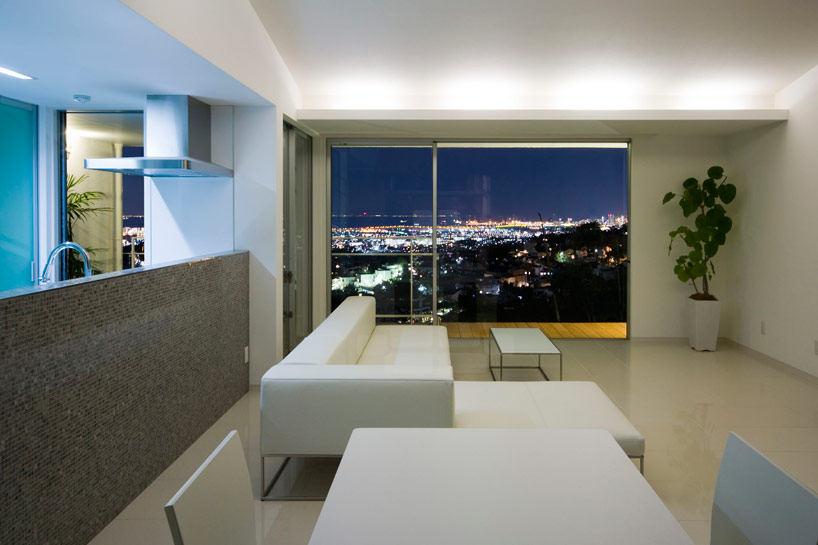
[687,298,722,351]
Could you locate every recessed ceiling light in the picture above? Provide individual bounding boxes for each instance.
[0,65,35,80]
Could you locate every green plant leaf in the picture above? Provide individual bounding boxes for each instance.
[681,198,698,217]
[717,216,732,234]
[665,166,733,292]
[707,166,724,180]
[719,183,736,204]
[682,177,698,190]
[662,191,676,204]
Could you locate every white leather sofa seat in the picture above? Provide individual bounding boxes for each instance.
[358,325,452,366]
[454,381,645,458]
[261,364,454,455]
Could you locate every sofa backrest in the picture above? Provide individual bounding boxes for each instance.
[280,296,376,365]
[278,333,348,365]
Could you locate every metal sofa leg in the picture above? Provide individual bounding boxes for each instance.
[629,455,645,475]
[261,455,339,501]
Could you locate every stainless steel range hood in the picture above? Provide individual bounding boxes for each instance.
[85,95,233,178]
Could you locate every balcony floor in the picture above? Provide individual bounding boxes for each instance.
[443,321,627,339]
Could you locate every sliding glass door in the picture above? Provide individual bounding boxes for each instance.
[437,143,628,325]
[0,97,37,291]
[283,123,313,354]
[330,141,629,335]
[331,145,434,323]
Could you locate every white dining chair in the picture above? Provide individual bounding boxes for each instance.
[165,430,258,545]
[711,432,818,545]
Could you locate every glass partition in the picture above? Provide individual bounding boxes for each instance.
[0,97,37,291]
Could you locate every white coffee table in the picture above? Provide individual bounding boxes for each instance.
[490,327,562,381]
[309,428,692,545]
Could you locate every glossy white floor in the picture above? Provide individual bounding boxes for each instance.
[88,339,818,545]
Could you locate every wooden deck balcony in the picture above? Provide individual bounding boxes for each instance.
[442,322,627,339]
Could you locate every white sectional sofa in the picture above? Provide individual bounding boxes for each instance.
[260,295,645,497]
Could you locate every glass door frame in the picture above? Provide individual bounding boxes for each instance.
[326,138,631,334]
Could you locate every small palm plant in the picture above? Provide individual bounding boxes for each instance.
[662,166,736,300]
[66,173,111,278]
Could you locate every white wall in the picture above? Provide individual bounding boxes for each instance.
[145,178,234,264]
[234,106,280,383]
[725,64,818,378]
[629,135,731,337]
[144,108,235,265]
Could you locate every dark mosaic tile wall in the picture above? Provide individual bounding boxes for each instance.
[0,251,249,545]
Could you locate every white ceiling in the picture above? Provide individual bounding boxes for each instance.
[0,0,267,110]
[253,0,818,110]
[298,116,787,138]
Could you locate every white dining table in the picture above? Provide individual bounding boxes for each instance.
[308,428,693,545]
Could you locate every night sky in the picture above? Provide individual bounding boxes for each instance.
[332,146,627,226]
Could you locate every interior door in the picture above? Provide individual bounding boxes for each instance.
[282,123,313,355]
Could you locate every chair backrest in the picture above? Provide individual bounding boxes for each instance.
[165,430,257,545]
[712,432,818,545]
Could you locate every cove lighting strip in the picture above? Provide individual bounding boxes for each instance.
[0,65,34,80]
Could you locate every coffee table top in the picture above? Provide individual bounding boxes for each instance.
[309,428,692,545]
[490,327,561,355]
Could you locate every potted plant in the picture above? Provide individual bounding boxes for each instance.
[66,173,111,278]
[662,166,736,351]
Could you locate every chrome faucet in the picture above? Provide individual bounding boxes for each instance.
[39,242,92,284]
